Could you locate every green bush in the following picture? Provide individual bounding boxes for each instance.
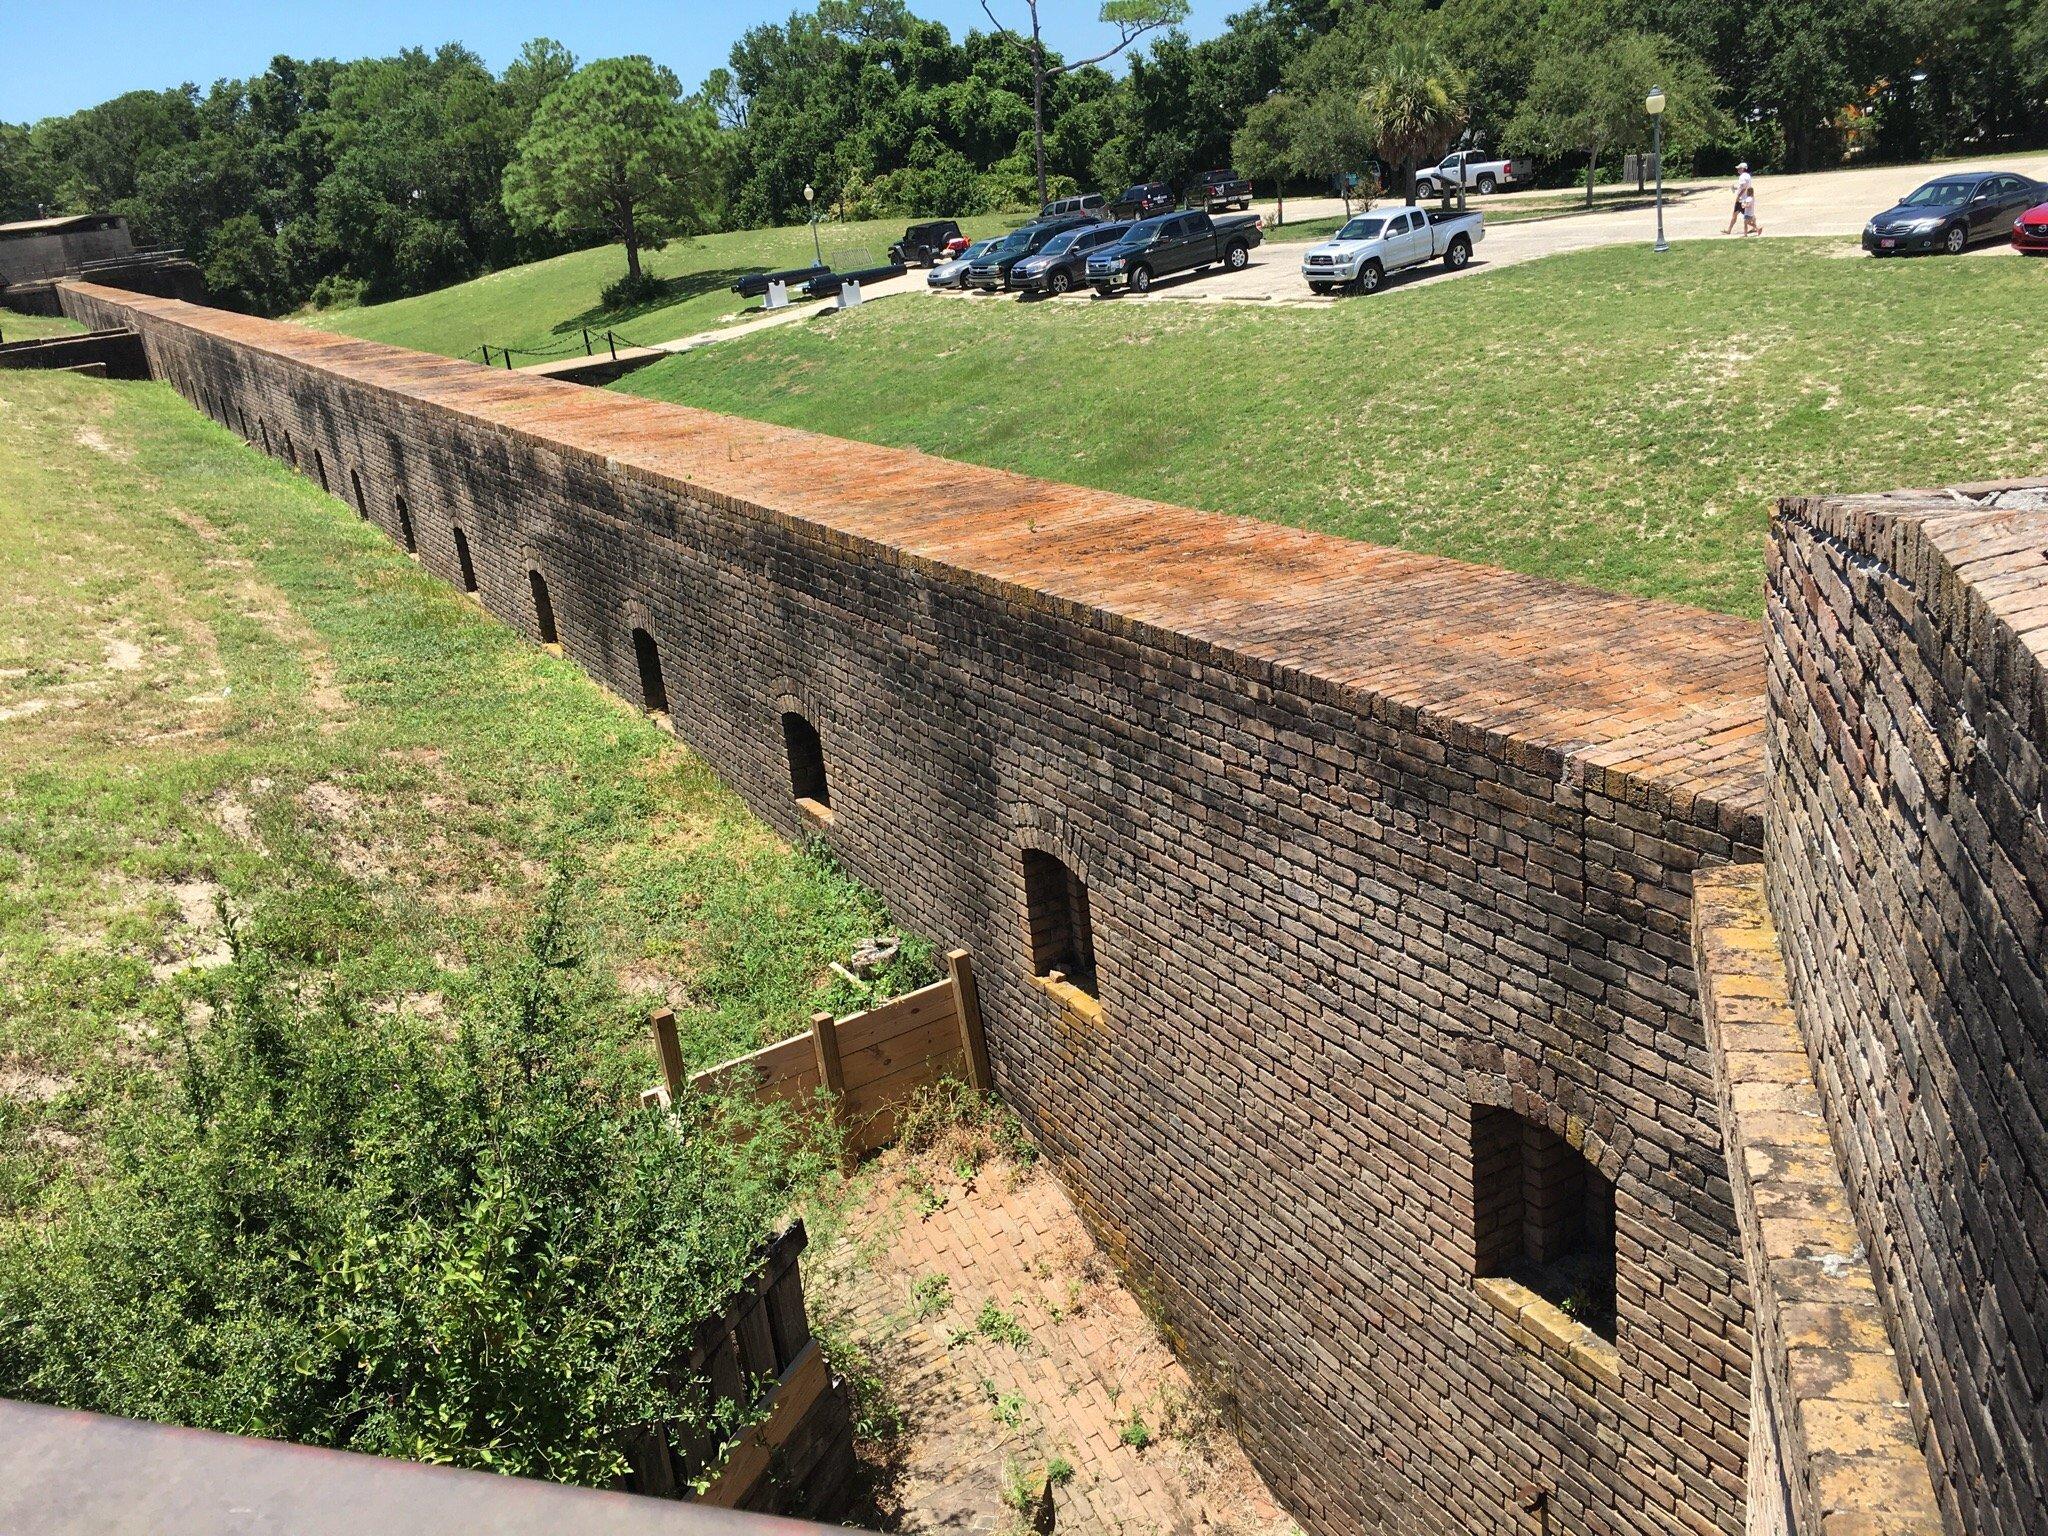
[0,889,828,1486]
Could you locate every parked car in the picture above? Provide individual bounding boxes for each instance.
[1085,210,1264,295]
[1863,172,2043,255]
[965,218,1093,291]
[1185,169,1253,212]
[1300,205,1482,293]
[1040,193,1107,220]
[2015,200,2048,255]
[1009,223,1130,295]
[928,239,1000,289]
[888,219,964,267]
[1108,182,1177,220]
[1412,152,1518,197]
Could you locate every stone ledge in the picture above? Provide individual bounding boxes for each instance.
[1692,864,1942,1536]
[1029,973,1104,1026]
[1472,1275,1620,1389]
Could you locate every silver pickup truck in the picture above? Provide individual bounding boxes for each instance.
[1299,204,1483,294]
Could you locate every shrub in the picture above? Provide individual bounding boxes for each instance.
[0,889,827,1487]
[599,269,670,311]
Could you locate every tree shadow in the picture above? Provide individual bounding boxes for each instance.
[554,267,775,336]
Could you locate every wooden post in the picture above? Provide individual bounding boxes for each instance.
[809,1010,846,1100]
[946,948,993,1094]
[651,1007,686,1102]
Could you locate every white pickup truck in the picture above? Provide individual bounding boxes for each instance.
[1299,205,1483,294]
[1412,151,1519,197]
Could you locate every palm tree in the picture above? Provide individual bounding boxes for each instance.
[1361,39,1469,205]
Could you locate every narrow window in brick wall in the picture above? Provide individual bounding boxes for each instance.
[632,628,669,715]
[350,468,367,519]
[529,571,558,644]
[395,494,416,553]
[1022,849,1097,998]
[1471,1107,1616,1340]
[282,432,296,468]
[259,419,271,455]
[782,712,831,816]
[452,527,478,593]
[313,450,328,492]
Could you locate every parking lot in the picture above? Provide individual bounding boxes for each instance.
[912,150,2048,309]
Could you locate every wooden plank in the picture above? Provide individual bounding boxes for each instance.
[947,948,992,1093]
[844,1045,966,1123]
[691,1032,815,1095]
[839,1012,963,1093]
[692,1340,830,1509]
[830,979,957,1055]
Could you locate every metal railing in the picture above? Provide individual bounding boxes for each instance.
[476,326,654,369]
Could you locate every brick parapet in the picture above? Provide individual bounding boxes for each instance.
[57,280,1771,1535]
[1693,863,1942,1536]
[1767,479,2048,1536]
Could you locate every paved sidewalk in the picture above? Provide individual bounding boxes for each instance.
[814,1150,1291,1536]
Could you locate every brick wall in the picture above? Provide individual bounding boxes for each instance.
[1768,483,2048,1536]
[60,282,1772,1536]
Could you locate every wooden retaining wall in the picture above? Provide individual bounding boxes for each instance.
[681,949,990,1159]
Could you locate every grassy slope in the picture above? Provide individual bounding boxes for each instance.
[619,238,2048,617]
[305,215,1012,361]
[0,370,922,1152]
[0,312,84,342]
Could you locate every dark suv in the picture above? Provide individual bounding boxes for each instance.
[1109,183,1176,220]
[1008,222,1129,294]
[888,219,963,267]
[964,218,1090,291]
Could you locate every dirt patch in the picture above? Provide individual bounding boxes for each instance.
[0,1062,74,1103]
[149,878,234,980]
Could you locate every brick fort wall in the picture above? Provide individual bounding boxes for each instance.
[60,282,1770,1535]
[1768,482,2048,1536]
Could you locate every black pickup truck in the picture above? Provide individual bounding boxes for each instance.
[1085,210,1263,295]
[1186,168,1253,212]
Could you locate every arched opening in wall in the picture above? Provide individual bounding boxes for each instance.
[451,527,478,593]
[1471,1107,1616,1340]
[1022,849,1096,999]
[631,628,669,716]
[395,494,416,554]
[529,571,558,646]
[782,712,831,819]
[350,468,367,519]
[313,450,328,492]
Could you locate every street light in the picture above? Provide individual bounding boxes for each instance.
[803,183,823,269]
[1645,87,1669,253]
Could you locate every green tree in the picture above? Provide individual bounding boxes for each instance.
[1508,31,1724,203]
[503,57,714,285]
[1232,91,1300,222]
[974,0,1190,205]
[1361,36,1469,204]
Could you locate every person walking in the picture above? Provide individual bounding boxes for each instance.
[1740,182,1763,235]
[1723,162,1754,235]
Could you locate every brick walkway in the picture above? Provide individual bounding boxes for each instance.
[814,1151,1293,1536]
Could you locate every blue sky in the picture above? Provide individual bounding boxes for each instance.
[3,0,1235,123]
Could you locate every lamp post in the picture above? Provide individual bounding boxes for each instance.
[803,183,823,268]
[1645,87,1669,253]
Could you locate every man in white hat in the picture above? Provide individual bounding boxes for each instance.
[1724,163,1754,235]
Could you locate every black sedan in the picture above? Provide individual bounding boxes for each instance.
[1863,171,2042,255]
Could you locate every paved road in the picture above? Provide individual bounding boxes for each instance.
[923,151,2048,309]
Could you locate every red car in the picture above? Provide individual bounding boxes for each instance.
[2015,202,2048,254]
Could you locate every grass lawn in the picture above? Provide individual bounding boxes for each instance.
[618,238,2048,617]
[0,312,84,343]
[304,214,1014,361]
[0,368,927,1157]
